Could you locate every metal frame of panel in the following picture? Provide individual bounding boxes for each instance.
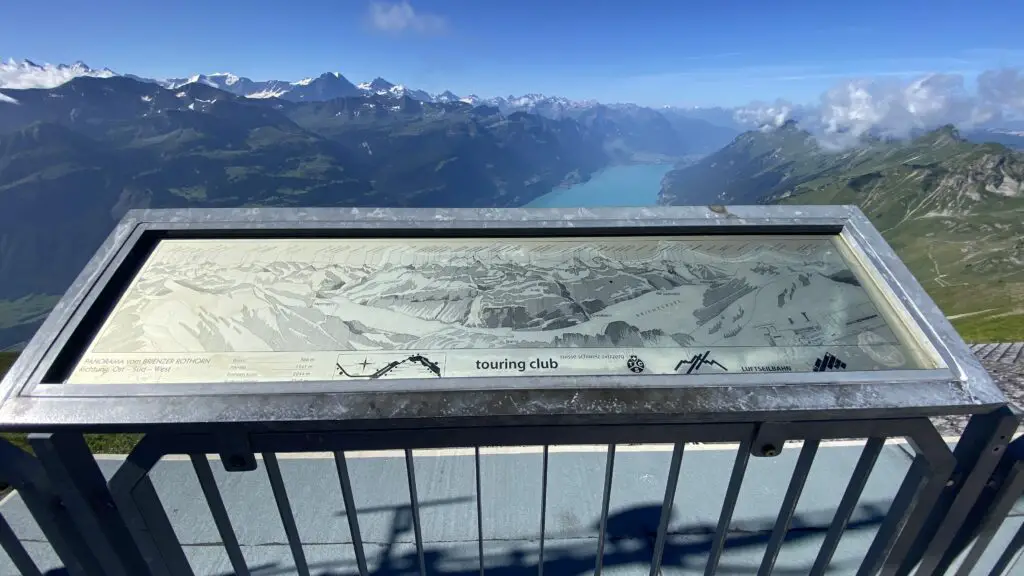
[0,205,1006,430]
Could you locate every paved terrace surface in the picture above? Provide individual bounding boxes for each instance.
[0,347,1022,576]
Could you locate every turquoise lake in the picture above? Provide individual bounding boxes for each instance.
[525,163,673,207]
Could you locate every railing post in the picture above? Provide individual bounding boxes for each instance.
[896,406,1020,575]
[950,441,1024,576]
[0,435,103,576]
[29,432,153,576]
[108,434,194,576]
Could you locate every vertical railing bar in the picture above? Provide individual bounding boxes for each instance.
[130,477,196,576]
[15,485,102,576]
[757,438,820,576]
[880,471,952,576]
[475,446,485,576]
[0,512,42,576]
[855,455,930,576]
[262,453,310,576]
[106,434,190,576]
[538,445,549,576]
[29,432,148,576]
[705,437,753,576]
[987,521,1024,576]
[404,449,427,576]
[595,444,617,576]
[333,451,368,576]
[810,437,885,576]
[905,409,1017,576]
[953,464,1024,576]
[650,443,686,576]
[191,454,250,576]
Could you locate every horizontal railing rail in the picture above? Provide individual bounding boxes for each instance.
[0,411,1018,575]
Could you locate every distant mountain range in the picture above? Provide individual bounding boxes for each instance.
[0,59,620,118]
[3,58,1024,348]
[659,121,1024,339]
[0,68,743,349]
[0,58,746,148]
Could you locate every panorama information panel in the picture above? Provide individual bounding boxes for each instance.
[67,235,934,384]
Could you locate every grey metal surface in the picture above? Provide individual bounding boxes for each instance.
[811,437,885,574]
[953,459,1024,575]
[335,451,369,576]
[0,436,102,576]
[939,431,1024,576]
[704,435,753,576]
[595,444,616,576]
[404,448,427,576]
[0,205,1007,429]
[649,443,684,576]
[906,407,1019,575]
[191,454,249,576]
[538,445,549,576]
[29,432,148,576]
[933,359,1024,437]
[758,439,820,575]
[856,456,931,576]
[262,453,309,576]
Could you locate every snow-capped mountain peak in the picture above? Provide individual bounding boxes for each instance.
[1,57,606,116]
[358,77,397,93]
[355,77,433,102]
[434,90,461,103]
[209,72,241,86]
[0,58,116,89]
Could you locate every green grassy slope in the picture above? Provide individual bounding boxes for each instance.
[774,132,1024,341]
[660,124,1024,340]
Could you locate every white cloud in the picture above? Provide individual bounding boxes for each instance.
[978,68,1024,113]
[733,68,1024,148]
[0,59,115,89]
[0,91,17,104]
[733,99,801,130]
[368,1,447,35]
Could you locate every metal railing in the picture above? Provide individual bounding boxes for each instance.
[0,436,114,576]
[0,206,1018,575]
[929,431,1024,575]
[0,410,1020,576]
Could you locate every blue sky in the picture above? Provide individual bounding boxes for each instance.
[3,0,1024,106]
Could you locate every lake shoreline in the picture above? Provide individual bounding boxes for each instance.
[527,163,675,208]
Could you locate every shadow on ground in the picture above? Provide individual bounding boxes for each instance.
[173,501,889,576]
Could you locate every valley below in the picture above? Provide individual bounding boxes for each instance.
[1,72,1022,349]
